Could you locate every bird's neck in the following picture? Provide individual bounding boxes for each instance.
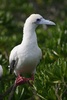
[22,23,38,45]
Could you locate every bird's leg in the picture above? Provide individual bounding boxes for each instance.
[15,74,28,86]
[30,74,34,80]
[15,74,34,86]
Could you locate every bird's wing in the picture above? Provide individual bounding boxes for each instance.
[9,46,19,74]
[10,60,15,74]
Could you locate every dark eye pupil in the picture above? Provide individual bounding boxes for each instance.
[37,19,40,21]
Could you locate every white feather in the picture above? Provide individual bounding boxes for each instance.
[0,65,3,77]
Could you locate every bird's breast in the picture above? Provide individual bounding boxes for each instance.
[15,46,42,74]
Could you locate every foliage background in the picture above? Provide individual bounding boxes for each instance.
[0,0,67,100]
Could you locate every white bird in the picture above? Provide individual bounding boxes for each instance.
[9,14,55,85]
[0,65,3,78]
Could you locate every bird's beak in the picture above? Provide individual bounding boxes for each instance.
[39,18,56,25]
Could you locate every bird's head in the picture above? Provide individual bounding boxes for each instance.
[25,14,55,26]
[24,14,55,33]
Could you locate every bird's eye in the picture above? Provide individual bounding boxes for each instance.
[36,19,41,22]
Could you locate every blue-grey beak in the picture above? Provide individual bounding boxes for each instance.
[39,18,56,25]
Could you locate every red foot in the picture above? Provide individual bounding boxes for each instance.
[15,75,34,86]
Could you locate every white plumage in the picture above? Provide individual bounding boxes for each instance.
[0,65,3,77]
[9,14,55,76]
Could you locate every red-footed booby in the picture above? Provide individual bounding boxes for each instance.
[9,14,55,86]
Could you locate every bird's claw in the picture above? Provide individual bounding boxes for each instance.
[15,75,34,86]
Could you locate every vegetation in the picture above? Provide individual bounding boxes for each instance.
[0,0,67,100]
